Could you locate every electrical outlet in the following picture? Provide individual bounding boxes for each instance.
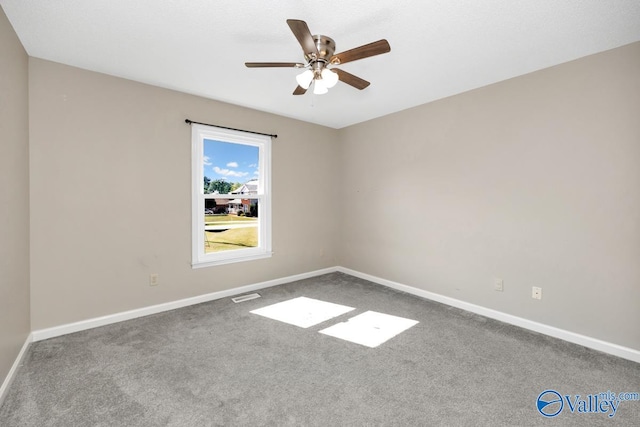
[494,279,504,292]
[532,286,542,300]
[149,273,159,286]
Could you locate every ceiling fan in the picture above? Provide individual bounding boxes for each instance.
[245,19,391,95]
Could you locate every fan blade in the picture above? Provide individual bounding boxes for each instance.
[334,69,370,90]
[245,62,304,68]
[287,19,318,55]
[293,85,307,95]
[330,39,390,65]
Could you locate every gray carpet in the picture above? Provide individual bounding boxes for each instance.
[1,272,638,426]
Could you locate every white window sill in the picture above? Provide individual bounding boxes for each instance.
[192,251,273,269]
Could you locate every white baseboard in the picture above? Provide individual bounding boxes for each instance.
[0,333,32,406]
[32,267,338,342]
[337,266,640,364]
[29,265,639,364]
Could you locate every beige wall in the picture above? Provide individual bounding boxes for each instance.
[339,42,640,350]
[0,8,31,384]
[28,59,340,329]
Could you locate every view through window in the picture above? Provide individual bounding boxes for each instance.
[191,124,271,267]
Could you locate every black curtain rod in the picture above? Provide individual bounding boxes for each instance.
[185,119,277,138]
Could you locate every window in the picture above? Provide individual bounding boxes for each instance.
[191,124,271,267]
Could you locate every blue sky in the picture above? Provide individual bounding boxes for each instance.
[203,139,259,183]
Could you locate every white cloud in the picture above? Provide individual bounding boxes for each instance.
[213,166,249,178]
[203,156,212,166]
[248,163,257,168]
[226,161,239,168]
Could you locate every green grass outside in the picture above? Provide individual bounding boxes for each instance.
[205,226,258,253]
[205,214,256,224]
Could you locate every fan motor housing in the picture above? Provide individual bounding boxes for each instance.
[305,35,336,64]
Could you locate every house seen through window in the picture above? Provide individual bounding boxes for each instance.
[191,124,271,267]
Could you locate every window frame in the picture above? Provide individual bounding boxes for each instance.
[191,123,272,268]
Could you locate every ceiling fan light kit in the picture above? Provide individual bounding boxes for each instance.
[320,68,339,88]
[245,19,390,96]
[313,80,329,95]
[295,69,314,89]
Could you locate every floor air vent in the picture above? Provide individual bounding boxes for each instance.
[231,293,261,303]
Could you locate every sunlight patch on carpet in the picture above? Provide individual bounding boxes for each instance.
[251,297,355,328]
[319,311,419,348]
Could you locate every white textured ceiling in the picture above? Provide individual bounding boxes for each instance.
[2,0,639,128]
